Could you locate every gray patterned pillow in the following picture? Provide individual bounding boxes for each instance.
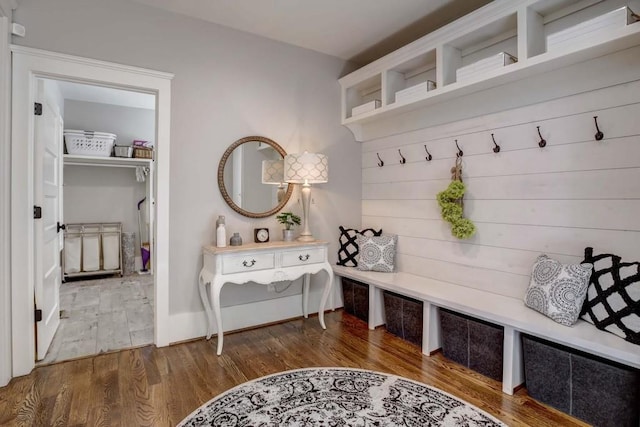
[524,254,593,326]
[356,234,397,272]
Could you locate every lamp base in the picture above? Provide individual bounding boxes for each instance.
[296,234,315,242]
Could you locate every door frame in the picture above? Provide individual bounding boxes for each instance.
[0,0,17,387]
[10,45,173,377]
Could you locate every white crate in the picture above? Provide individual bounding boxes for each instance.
[64,129,116,157]
[351,99,381,117]
[395,80,436,103]
[456,52,517,82]
[547,7,638,52]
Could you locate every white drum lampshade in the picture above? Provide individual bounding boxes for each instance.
[283,152,328,241]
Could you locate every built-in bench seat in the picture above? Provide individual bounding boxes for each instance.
[333,265,640,395]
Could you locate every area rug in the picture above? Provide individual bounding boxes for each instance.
[179,367,506,426]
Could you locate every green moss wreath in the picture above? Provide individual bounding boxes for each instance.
[437,159,476,239]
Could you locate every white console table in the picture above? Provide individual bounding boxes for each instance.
[199,240,334,355]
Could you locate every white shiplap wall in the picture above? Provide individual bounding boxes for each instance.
[360,52,640,300]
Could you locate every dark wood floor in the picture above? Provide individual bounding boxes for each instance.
[0,311,587,427]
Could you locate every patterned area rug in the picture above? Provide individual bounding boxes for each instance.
[179,367,506,426]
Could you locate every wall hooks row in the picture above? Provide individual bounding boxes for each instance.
[374,116,606,166]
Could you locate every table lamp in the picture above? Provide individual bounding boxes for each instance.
[283,152,328,241]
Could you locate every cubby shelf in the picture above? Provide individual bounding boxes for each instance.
[339,0,640,140]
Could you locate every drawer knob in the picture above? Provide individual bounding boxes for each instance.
[299,254,310,261]
[242,259,256,267]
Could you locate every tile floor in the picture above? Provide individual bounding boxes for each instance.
[39,274,154,364]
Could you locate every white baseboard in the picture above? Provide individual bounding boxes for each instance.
[166,292,323,344]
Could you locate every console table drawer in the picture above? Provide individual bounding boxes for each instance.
[282,247,325,267]
[222,253,275,274]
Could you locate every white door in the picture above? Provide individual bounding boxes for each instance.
[34,79,64,360]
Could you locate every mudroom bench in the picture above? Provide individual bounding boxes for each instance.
[333,265,640,396]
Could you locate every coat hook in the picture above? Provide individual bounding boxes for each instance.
[398,149,406,164]
[537,126,546,148]
[455,139,463,157]
[424,145,432,161]
[491,133,500,153]
[376,153,384,167]
[594,116,604,141]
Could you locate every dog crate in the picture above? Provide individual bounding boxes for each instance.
[62,222,123,280]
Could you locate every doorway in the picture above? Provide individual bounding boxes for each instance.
[37,78,157,364]
[10,45,172,378]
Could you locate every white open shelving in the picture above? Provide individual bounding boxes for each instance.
[339,0,640,140]
[63,154,153,168]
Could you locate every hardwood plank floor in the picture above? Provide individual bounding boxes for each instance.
[0,311,588,426]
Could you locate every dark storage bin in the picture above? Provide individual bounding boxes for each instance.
[383,291,423,347]
[440,308,504,381]
[341,277,369,323]
[522,334,640,427]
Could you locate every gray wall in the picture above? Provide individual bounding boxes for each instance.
[13,0,361,314]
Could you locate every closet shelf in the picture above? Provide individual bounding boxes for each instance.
[64,154,153,168]
[339,0,640,141]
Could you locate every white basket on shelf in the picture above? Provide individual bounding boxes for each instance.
[64,129,116,157]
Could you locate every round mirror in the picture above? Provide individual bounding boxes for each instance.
[218,136,294,218]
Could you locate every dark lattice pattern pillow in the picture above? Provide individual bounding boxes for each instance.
[581,247,640,345]
[337,226,382,267]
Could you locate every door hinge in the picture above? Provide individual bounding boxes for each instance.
[33,205,42,219]
[34,102,42,116]
[34,309,42,322]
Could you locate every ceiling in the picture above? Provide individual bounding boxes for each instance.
[55,80,156,110]
[131,0,492,65]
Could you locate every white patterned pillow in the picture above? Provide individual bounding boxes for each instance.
[356,234,397,272]
[524,254,593,326]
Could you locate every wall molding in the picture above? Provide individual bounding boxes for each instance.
[0,13,12,387]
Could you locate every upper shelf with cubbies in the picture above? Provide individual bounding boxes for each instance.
[339,0,640,140]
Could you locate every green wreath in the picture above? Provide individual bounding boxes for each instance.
[437,163,476,240]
